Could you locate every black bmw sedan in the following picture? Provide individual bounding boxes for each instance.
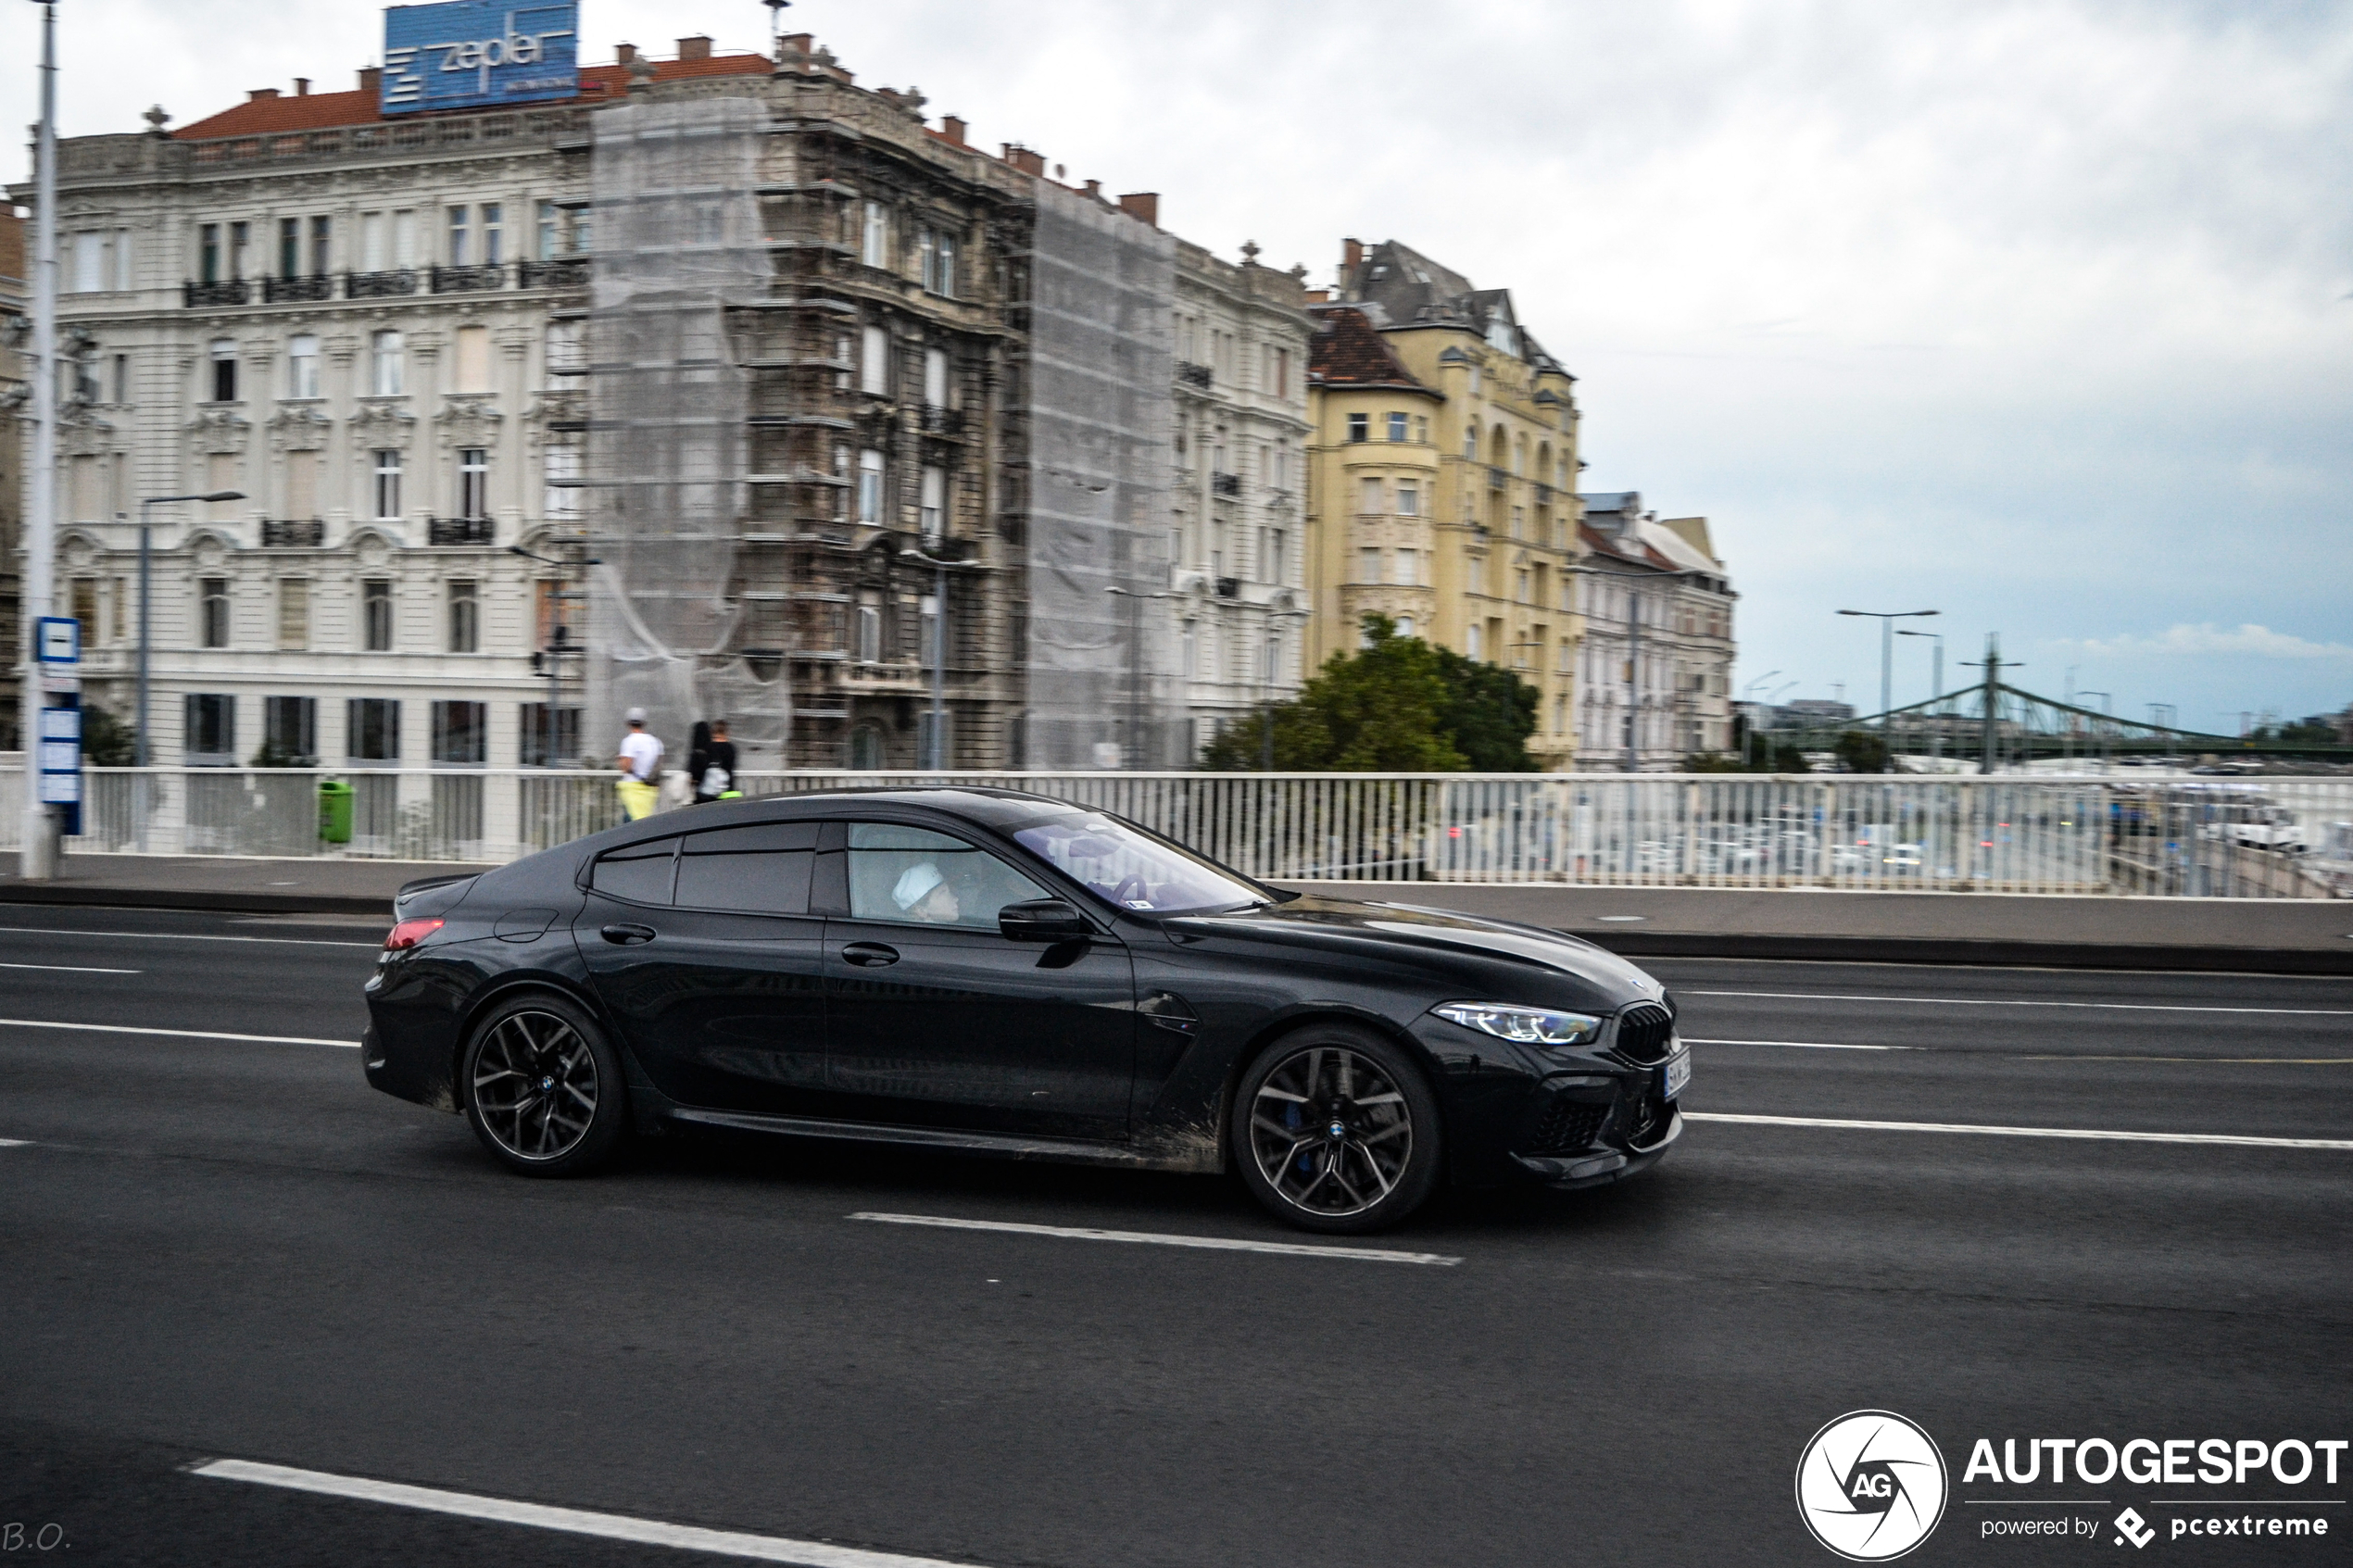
[364,787,1687,1233]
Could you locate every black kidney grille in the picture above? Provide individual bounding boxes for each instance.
[1614,1003,1677,1065]
[1526,1098,1608,1157]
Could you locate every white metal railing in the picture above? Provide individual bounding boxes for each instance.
[2,768,2347,898]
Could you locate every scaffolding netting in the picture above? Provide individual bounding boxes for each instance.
[585,93,787,771]
[1021,181,1181,770]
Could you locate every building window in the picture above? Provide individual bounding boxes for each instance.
[264,696,317,764]
[1398,483,1419,518]
[308,215,330,275]
[519,704,580,767]
[372,451,403,521]
[920,465,945,541]
[1274,347,1290,398]
[453,325,490,394]
[1387,411,1408,443]
[277,578,308,650]
[286,333,319,400]
[861,326,889,396]
[184,694,236,764]
[1468,555,1486,597]
[862,200,890,269]
[923,346,948,408]
[447,580,479,653]
[1396,615,1416,638]
[855,603,882,664]
[447,205,471,266]
[919,226,957,295]
[69,577,97,646]
[198,578,231,649]
[1516,569,1530,603]
[1270,528,1287,584]
[857,448,884,523]
[362,579,394,652]
[229,220,252,280]
[1359,547,1382,585]
[544,445,580,520]
[371,330,404,396]
[277,216,301,279]
[1182,624,1197,679]
[1346,412,1368,444]
[458,448,489,520]
[1357,477,1381,515]
[208,339,237,403]
[1466,623,1482,661]
[347,697,400,761]
[480,203,504,266]
[1395,547,1417,586]
[1463,420,1478,459]
[198,223,221,285]
[431,700,487,765]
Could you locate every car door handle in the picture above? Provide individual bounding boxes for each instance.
[600,923,658,946]
[841,942,900,968]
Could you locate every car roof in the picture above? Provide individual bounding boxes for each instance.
[575,785,1088,857]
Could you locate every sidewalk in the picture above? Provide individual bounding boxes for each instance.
[2,854,2346,972]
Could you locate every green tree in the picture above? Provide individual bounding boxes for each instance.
[1834,729,1890,774]
[80,702,137,767]
[1202,614,1466,771]
[1430,646,1538,771]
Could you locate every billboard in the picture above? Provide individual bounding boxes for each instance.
[383,2,580,116]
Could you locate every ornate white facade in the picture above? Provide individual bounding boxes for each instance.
[1573,493,1738,768]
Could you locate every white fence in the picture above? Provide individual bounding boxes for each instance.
[3,768,2349,898]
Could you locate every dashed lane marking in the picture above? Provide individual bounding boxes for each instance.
[1683,1111,2353,1150]
[0,961,142,973]
[0,1019,357,1047]
[1685,989,2353,1017]
[189,1459,979,1567]
[849,1211,1463,1265]
[1684,1037,1917,1050]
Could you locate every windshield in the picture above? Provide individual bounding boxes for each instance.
[1011,811,1269,914]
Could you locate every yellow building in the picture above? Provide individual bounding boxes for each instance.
[1304,240,1584,768]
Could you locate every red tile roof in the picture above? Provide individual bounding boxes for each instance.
[171,54,774,140]
[1307,305,1434,395]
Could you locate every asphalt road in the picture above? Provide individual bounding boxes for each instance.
[3,908,2348,1566]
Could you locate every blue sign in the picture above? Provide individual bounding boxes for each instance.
[35,615,79,664]
[383,2,579,117]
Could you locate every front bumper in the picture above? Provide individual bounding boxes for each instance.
[1516,1103,1682,1189]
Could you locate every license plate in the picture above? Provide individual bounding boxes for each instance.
[1661,1046,1691,1101]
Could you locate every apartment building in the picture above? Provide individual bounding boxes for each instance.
[1573,492,1738,767]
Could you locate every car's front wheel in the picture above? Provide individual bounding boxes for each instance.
[1232,1024,1441,1234]
[459,994,627,1177]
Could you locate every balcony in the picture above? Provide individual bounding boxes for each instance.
[1488,465,1508,490]
[920,405,966,436]
[262,274,333,304]
[431,263,509,295]
[1176,361,1213,391]
[182,279,250,307]
[1210,472,1241,498]
[519,257,591,290]
[427,515,495,546]
[346,269,420,299]
[259,518,325,547]
[1214,576,1240,598]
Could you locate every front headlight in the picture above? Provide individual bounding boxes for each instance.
[1432,1003,1603,1046]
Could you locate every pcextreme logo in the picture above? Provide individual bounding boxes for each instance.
[1797,1410,1951,1562]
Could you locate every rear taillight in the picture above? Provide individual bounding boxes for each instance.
[384,917,444,951]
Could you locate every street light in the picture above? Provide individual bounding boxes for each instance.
[1837,608,1938,739]
[905,546,986,770]
[1895,627,1944,764]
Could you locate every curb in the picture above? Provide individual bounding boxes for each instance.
[0,884,391,919]
[1570,930,2353,976]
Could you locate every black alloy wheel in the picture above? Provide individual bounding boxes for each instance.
[459,995,628,1177]
[1233,1024,1441,1234]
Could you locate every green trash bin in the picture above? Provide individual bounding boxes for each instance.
[319,779,354,844]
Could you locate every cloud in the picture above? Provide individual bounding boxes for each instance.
[2059,625,2353,660]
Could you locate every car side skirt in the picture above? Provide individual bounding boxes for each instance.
[667,1106,1222,1173]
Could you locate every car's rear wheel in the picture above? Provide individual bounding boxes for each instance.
[459,995,626,1177]
[1232,1024,1441,1234]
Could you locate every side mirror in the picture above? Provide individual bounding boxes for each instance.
[1000,897,1089,943]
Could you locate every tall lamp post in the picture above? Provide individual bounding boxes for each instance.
[1895,627,1943,766]
[19,0,59,877]
[906,546,985,771]
[1838,608,1938,756]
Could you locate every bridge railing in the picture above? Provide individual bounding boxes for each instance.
[2,768,2347,898]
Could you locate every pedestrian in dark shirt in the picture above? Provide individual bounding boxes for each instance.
[692,719,739,804]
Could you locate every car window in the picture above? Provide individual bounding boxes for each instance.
[845,822,1049,930]
[591,836,678,905]
[674,822,820,916]
[1011,810,1267,913]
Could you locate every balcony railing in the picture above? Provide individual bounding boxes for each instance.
[427,515,495,546]
[431,263,509,295]
[1210,472,1242,497]
[920,406,966,435]
[182,279,249,307]
[518,257,591,290]
[1176,361,1214,390]
[346,269,420,298]
[1214,576,1240,598]
[259,518,325,547]
[1488,465,1509,490]
[262,274,333,304]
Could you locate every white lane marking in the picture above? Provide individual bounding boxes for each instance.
[1684,1036,1917,1051]
[0,926,382,949]
[190,1459,973,1568]
[1685,989,2353,1017]
[0,1139,28,1148]
[0,1018,357,1048]
[849,1211,1462,1266]
[0,961,142,973]
[1684,1111,2353,1150]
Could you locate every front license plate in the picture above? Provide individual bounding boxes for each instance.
[1661,1047,1691,1101]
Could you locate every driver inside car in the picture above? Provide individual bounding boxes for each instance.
[890,861,963,924]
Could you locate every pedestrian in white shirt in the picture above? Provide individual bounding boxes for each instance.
[614,709,663,821]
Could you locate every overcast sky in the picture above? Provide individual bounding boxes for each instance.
[10,0,2350,734]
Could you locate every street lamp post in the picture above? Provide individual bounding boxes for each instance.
[1838,608,1938,768]
[1895,628,1943,766]
[19,0,60,878]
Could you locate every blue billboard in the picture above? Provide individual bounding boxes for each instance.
[383,2,580,116]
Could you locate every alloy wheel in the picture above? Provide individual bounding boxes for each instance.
[1247,1046,1413,1219]
[471,1010,599,1161]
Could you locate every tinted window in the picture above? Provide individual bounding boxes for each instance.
[674,822,820,916]
[846,822,1048,930]
[591,836,678,905]
[1011,811,1266,913]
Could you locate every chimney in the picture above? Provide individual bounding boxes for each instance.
[615,43,636,64]
[1116,192,1159,227]
[248,88,281,102]
[1304,288,1330,303]
[294,77,310,96]
[1082,178,1102,202]
[677,34,712,61]
[940,115,967,145]
[359,66,382,94]
[1000,144,1045,177]
[1342,237,1363,272]
[780,32,813,59]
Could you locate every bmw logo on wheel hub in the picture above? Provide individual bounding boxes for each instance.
[1795,1410,1948,1561]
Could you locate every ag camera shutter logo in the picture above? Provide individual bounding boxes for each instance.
[1796,1410,1949,1561]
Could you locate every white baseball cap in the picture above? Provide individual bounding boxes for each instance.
[625,707,648,724]
[891,862,945,910]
